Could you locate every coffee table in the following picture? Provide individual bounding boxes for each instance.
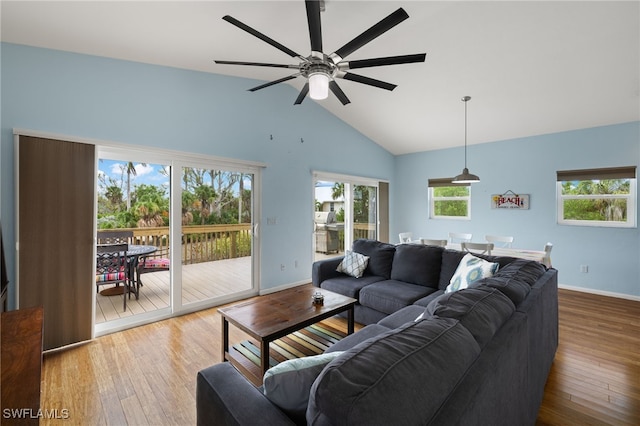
[219,286,356,386]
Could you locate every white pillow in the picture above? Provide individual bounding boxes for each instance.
[336,250,369,278]
[446,253,499,293]
[263,351,344,416]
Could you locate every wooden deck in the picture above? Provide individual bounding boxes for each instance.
[95,257,252,324]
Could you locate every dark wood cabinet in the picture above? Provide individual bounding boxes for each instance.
[1,306,44,425]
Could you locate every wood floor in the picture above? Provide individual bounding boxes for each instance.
[40,288,639,425]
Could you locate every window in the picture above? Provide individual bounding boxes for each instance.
[429,178,470,219]
[557,166,637,228]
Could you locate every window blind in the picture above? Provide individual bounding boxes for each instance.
[556,166,636,182]
[18,135,95,350]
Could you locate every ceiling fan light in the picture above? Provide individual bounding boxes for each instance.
[309,72,330,100]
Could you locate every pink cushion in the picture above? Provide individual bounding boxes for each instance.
[96,272,126,283]
[141,258,170,269]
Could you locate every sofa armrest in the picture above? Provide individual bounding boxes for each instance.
[311,256,345,287]
[197,363,295,426]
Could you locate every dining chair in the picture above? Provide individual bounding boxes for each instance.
[398,232,413,244]
[449,232,472,244]
[543,242,553,266]
[419,238,448,247]
[485,235,514,248]
[461,242,494,256]
[96,243,132,311]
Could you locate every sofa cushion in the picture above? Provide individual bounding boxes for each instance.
[390,244,443,288]
[438,249,517,290]
[352,239,396,279]
[424,286,515,347]
[359,280,438,315]
[263,351,344,423]
[320,275,384,299]
[413,290,445,307]
[325,324,391,353]
[446,253,500,293]
[377,305,426,329]
[336,250,369,278]
[480,259,546,306]
[493,259,547,285]
[307,317,481,425]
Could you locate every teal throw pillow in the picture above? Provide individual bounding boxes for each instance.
[263,351,344,418]
[446,253,499,293]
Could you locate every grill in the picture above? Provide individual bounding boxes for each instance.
[314,211,342,254]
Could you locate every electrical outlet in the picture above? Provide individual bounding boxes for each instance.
[280,264,285,271]
[294,260,298,268]
[580,265,588,273]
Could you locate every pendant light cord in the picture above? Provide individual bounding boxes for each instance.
[462,96,470,169]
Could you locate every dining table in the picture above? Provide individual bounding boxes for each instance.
[446,243,551,268]
[98,244,157,296]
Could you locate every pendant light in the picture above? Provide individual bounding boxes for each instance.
[452,96,480,184]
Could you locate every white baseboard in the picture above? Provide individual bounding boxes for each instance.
[259,279,312,295]
[558,283,640,302]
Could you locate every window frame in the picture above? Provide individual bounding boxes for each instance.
[428,178,471,220]
[556,166,637,228]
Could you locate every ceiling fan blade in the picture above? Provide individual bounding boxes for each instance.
[215,60,297,69]
[305,0,323,52]
[294,83,309,105]
[332,8,409,61]
[222,15,301,58]
[341,73,397,91]
[248,74,299,92]
[329,81,351,105]
[345,53,426,70]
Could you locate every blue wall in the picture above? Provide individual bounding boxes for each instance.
[0,43,394,307]
[394,122,640,297]
[2,43,639,303]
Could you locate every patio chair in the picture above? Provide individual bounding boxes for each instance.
[96,243,133,311]
[136,246,170,288]
[97,230,133,245]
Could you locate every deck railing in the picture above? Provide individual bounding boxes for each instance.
[99,222,375,263]
[98,224,252,264]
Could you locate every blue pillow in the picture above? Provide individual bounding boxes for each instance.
[446,253,499,293]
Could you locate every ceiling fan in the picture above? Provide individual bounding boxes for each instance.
[214,0,426,105]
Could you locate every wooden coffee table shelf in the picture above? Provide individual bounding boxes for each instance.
[219,286,356,386]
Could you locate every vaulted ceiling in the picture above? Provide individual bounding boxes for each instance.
[2,1,638,155]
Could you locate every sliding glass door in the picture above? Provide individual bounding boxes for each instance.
[313,172,384,262]
[96,156,172,325]
[179,166,254,307]
[96,147,260,334]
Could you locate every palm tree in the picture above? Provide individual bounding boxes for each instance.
[124,162,147,210]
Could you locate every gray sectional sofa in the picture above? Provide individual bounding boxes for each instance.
[197,239,558,426]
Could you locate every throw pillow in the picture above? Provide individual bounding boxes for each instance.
[446,253,499,293]
[263,351,344,420]
[336,250,369,278]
